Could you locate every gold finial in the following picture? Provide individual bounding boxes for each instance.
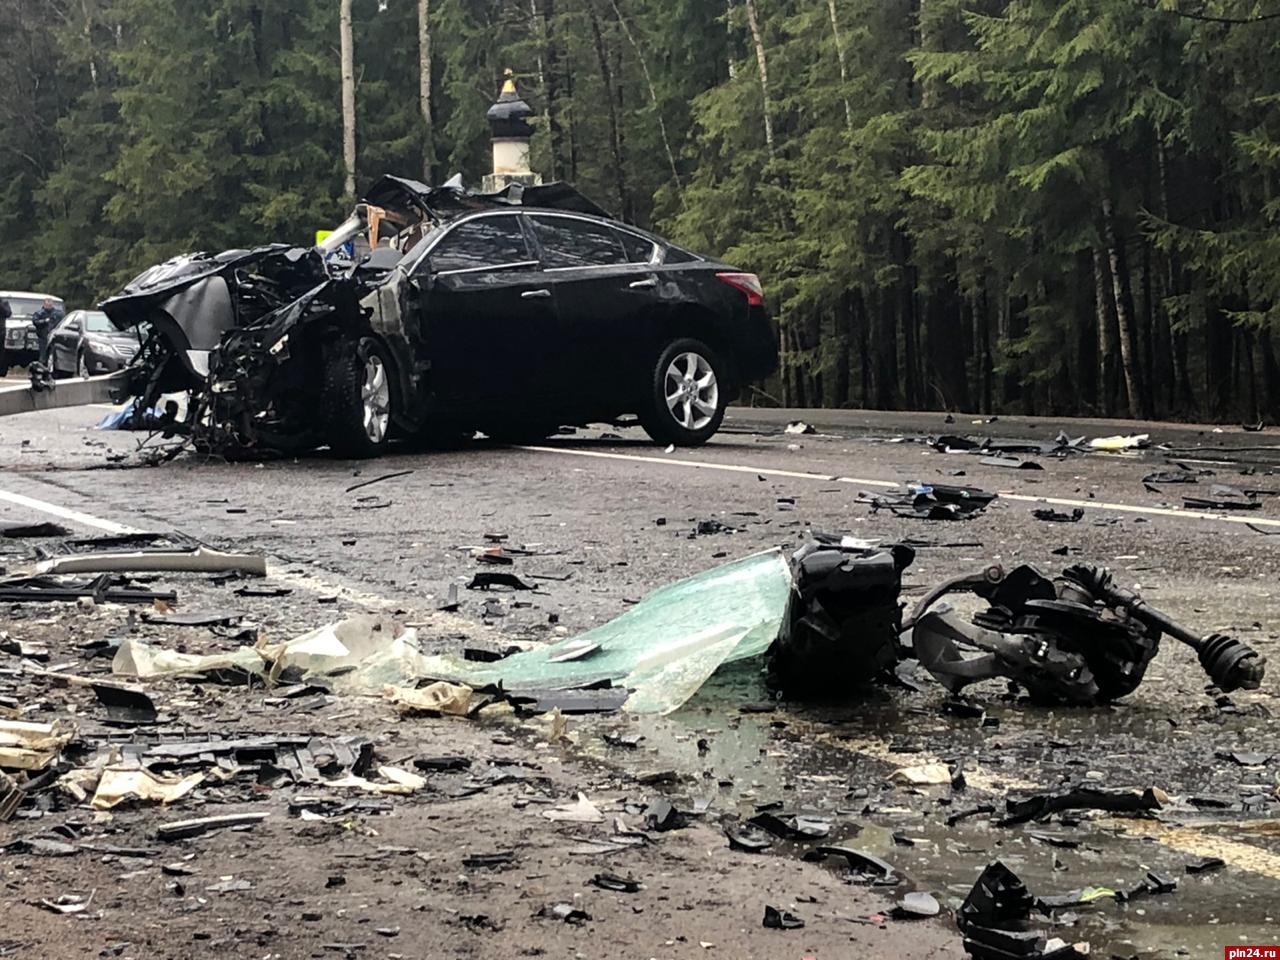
[501,68,517,95]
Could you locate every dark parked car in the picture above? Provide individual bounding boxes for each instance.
[48,309,145,377]
[101,177,776,457]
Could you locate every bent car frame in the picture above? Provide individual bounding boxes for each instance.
[100,176,777,458]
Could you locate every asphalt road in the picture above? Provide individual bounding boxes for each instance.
[2,400,1279,958]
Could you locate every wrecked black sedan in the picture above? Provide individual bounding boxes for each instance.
[101,177,776,457]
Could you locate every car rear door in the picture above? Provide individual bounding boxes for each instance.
[526,214,661,406]
[411,213,553,407]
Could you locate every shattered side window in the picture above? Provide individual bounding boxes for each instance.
[616,228,658,264]
[427,215,531,273]
[530,215,628,268]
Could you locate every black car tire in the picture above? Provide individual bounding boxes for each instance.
[320,336,394,458]
[639,337,727,447]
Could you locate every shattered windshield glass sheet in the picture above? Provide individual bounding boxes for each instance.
[419,549,792,714]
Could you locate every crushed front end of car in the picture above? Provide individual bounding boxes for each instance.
[100,175,612,459]
[100,183,433,457]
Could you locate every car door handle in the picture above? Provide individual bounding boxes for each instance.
[628,278,657,289]
[521,289,552,299]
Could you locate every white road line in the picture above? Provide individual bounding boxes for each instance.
[0,488,138,534]
[0,482,395,612]
[520,445,1280,530]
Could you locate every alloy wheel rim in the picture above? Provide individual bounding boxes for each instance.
[664,351,718,431]
[361,354,390,443]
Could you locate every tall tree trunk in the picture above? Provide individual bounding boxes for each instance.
[417,0,432,181]
[1261,328,1280,421]
[340,0,356,198]
[606,0,681,193]
[874,290,898,408]
[1076,252,1098,411]
[587,2,630,219]
[742,0,775,159]
[1092,249,1120,416]
[834,294,851,408]
[979,281,993,413]
[856,289,872,407]
[825,0,853,131]
[1102,198,1143,419]
[542,0,565,179]
[726,0,737,79]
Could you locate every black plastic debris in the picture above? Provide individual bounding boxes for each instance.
[344,469,414,494]
[1,521,72,538]
[413,756,471,772]
[591,872,641,893]
[947,805,996,826]
[233,584,292,597]
[466,572,535,591]
[875,482,998,521]
[980,455,1044,471]
[143,610,241,627]
[724,826,773,853]
[955,863,1095,960]
[893,891,941,919]
[802,846,898,884]
[762,905,805,930]
[1144,469,1197,484]
[1002,786,1164,825]
[644,799,686,832]
[539,903,591,925]
[506,684,629,714]
[1185,857,1225,875]
[1122,871,1177,900]
[1185,484,1260,511]
[748,811,832,841]
[0,573,176,605]
[463,851,516,869]
[1215,749,1272,766]
[960,861,1034,928]
[1032,508,1084,523]
[92,683,158,726]
[767,535,915,697]
[693,518,738,536]
[601,731,642,749]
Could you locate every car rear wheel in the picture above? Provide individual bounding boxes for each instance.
[639,337,726,447]
[321,337,394,458]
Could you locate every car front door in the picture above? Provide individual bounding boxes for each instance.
[412,213,553,409]
[50,313,82,374]
[526,215,661,406]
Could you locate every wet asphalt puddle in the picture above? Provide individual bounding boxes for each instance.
[579,660,1280,959]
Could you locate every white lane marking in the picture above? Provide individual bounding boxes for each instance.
[520,445,898,489]
[0,483,392,612]
[520,445,1280,529]
[0,488,138,534]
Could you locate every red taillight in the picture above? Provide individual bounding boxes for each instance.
[716,271,765,307]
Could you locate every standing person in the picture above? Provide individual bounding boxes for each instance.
[0,296,10,376]
[29,298,63,367]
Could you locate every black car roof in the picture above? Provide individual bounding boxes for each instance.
[364,175,611,221]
